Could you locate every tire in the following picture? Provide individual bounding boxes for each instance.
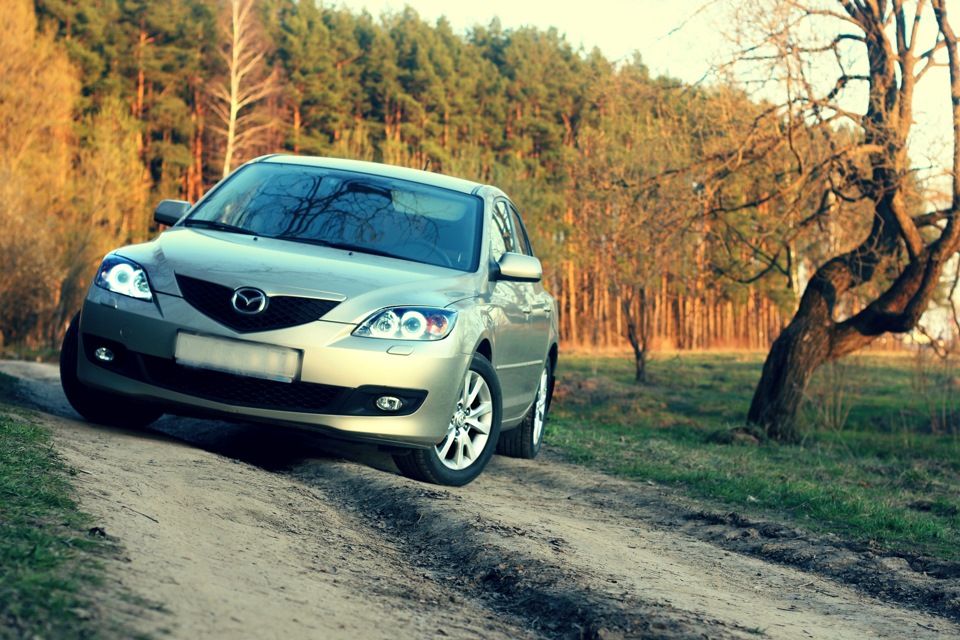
[497,360,552,459]
[60,312,163,429]
[394,353,502,486]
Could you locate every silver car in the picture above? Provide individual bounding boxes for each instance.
[60,155,558,486]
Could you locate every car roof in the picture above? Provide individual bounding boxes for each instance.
[256,154,485,196]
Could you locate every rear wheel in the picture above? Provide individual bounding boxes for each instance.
[394,354,501,486]
[60,312,163,429]
[497,360,552,459]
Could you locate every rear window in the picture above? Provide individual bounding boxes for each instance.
[188,162,483,271]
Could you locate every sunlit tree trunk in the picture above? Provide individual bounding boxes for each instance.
[186,83,205,201]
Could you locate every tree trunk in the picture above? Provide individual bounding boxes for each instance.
[748,240,945,441]
[747,313,830,442]
[566,259,579,347]
[622,287,649,383]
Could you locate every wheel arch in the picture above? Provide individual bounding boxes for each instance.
[547,341,559,406]
[475,338,493,363]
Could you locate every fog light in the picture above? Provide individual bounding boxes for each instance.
[376,396,404,412]
[94,347,115,362]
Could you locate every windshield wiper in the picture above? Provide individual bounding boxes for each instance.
[271,235,398,259]
[183,219,258,236]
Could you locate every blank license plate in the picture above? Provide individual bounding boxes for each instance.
[174,333,301,383]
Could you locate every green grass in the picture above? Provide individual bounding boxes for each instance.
[550,350,960,560]
[0,373,116,639]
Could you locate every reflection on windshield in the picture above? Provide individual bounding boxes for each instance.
[188,163,482,271]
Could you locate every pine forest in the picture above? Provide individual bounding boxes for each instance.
[0,0,949,366]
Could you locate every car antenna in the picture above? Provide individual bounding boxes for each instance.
[423,159,430,172]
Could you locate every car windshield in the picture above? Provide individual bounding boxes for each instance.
[185,162,483,271]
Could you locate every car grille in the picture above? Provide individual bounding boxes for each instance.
[139,354,349,413]
[176,274,341,333]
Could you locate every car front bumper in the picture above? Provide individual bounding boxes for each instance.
[74,290,471,448]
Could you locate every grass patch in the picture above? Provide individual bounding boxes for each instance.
[550,351,960,560]
[0,373,117,639]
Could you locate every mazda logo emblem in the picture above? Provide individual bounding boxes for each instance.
[231,288,268,315]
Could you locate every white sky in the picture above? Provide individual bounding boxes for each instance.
[343,0,723,84]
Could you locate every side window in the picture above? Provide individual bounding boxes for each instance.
[490,200,515,261]
[507,204,532,256]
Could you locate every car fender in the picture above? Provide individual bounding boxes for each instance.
[448,295,498,357]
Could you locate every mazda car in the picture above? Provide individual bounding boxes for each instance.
[60,155,558,486]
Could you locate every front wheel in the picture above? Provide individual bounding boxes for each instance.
[60,312,163,429]
[394,354,502,486]
[497,360,552,459]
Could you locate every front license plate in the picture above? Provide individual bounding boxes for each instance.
[174,333,301,383]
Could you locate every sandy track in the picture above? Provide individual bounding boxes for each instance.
[2,360,958,639]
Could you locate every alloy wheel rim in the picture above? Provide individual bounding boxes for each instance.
[532,367,548,445]
[435,368,493,470]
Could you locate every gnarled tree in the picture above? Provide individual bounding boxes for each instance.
[704,0,960,441]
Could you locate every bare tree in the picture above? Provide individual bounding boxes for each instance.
[573,82,690,380]
[702,0,960,440]
[209,0,276,178]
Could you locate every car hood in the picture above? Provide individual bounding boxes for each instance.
[115,228,482,324]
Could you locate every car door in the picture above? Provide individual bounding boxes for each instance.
[488,199,551,422]
[506,201,553,363]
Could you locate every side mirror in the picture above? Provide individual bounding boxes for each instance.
[154,200,191,227]
[493,252,542,283]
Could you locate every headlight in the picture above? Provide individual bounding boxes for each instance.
[94,255,153,301]
[353,307,457,341]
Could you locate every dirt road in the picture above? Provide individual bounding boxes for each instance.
[3,360,959,639]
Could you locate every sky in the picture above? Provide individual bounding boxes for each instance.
[345,0,724,85]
